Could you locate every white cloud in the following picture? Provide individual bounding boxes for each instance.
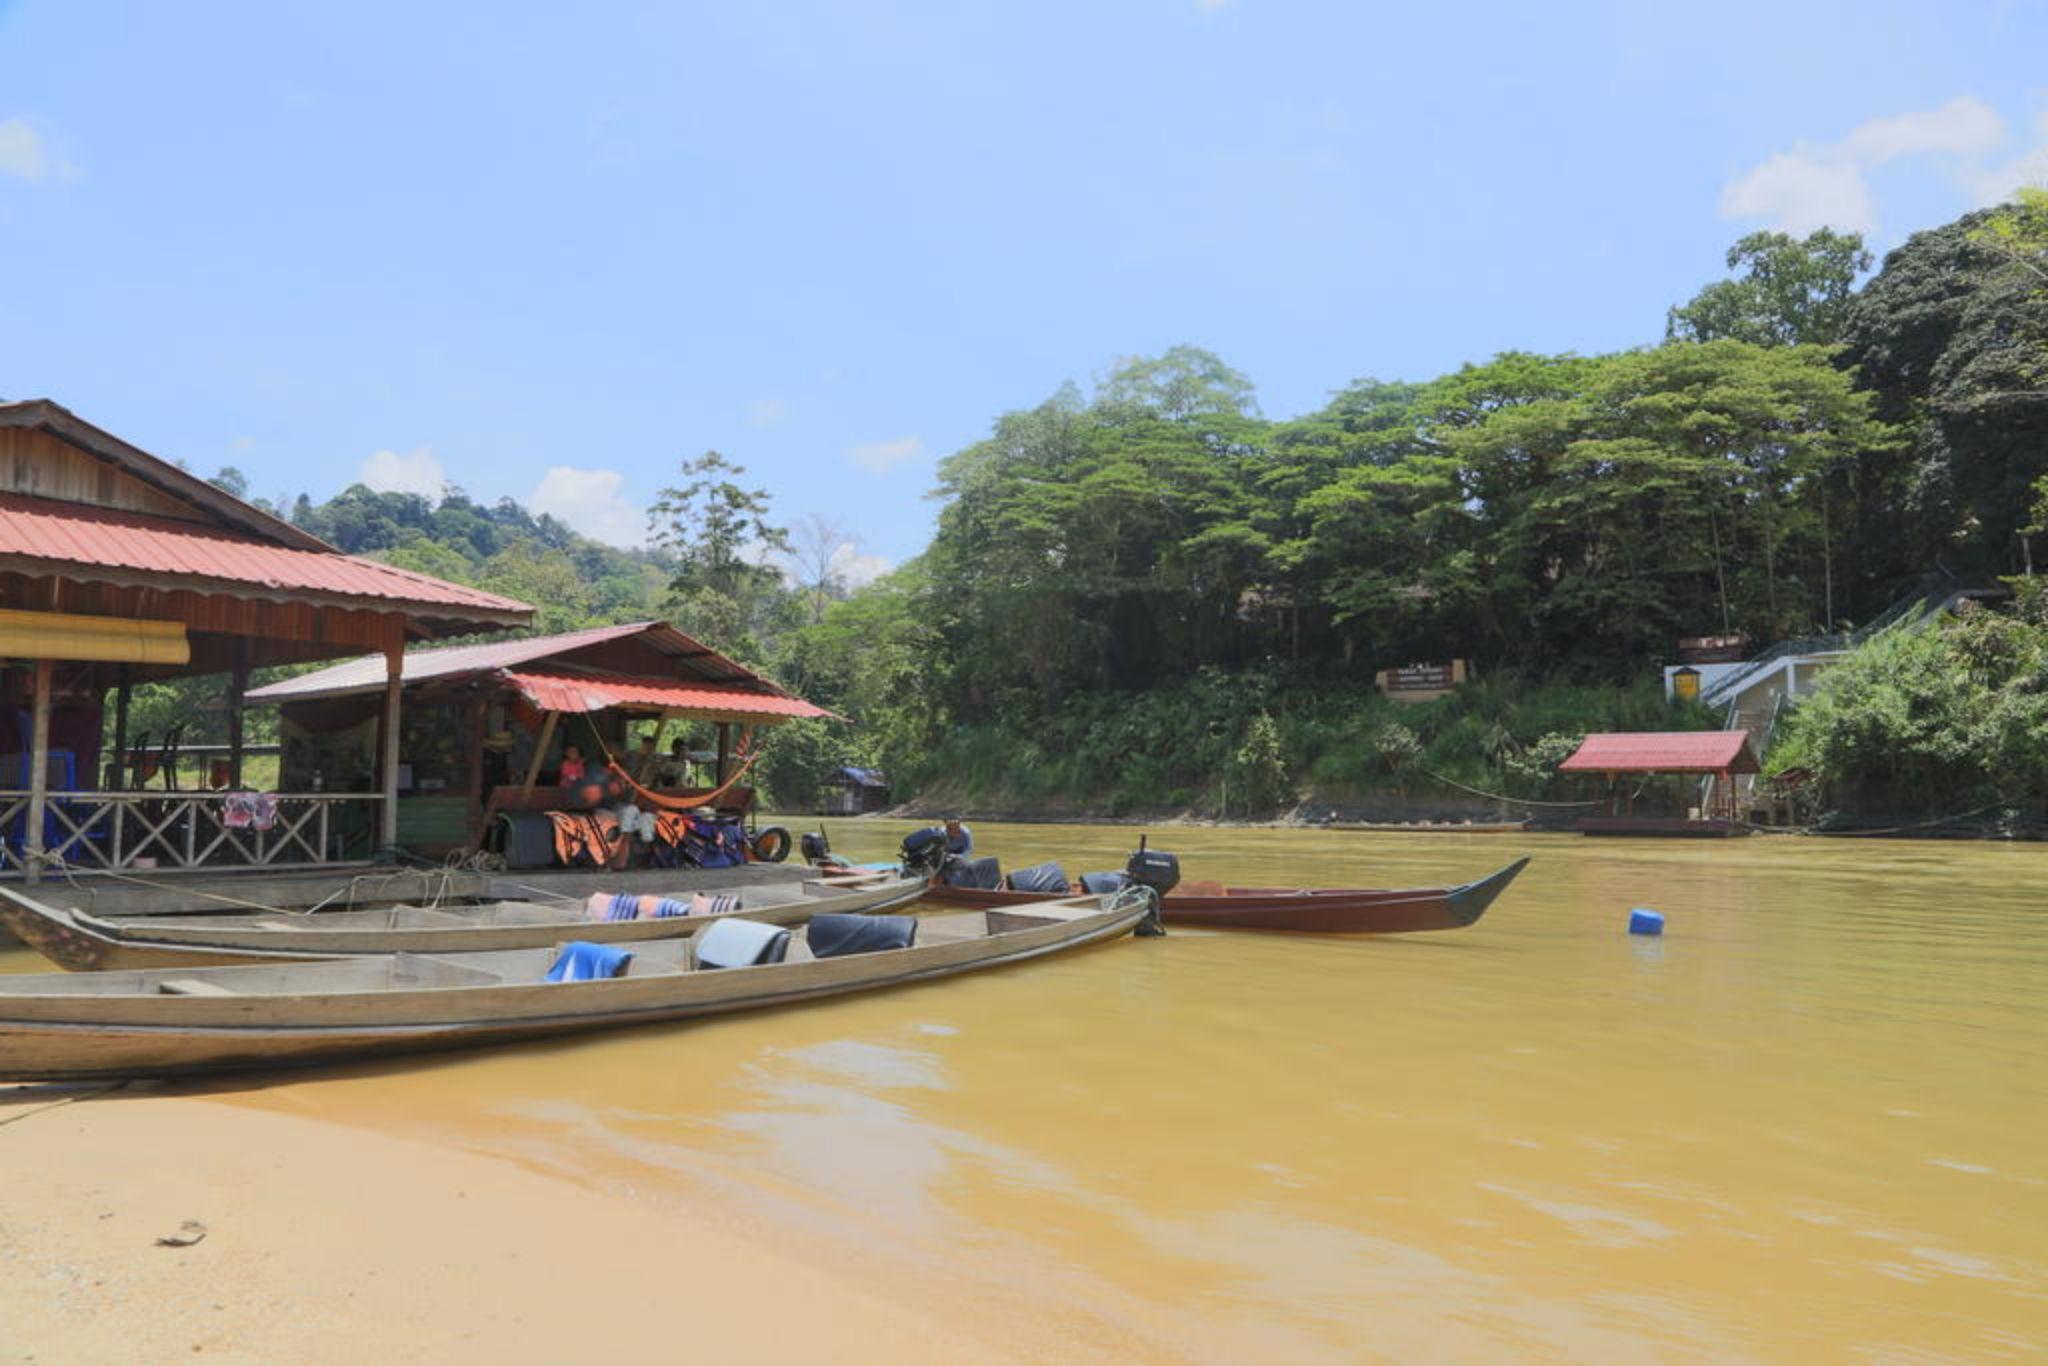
[747,398,792,428]
[1841,96,2005,163]
[1719,152,1878,236]
[529,465,645,547]
[1961,109,2048,206]
[831,542,893,589]
[847,435,925,476]
[0,118,68,181]
[1722,95,2048,236]
[358,445,446,499]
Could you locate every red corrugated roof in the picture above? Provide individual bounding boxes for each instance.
[503,670,838,720]
[0,493,529,618]
[1558,731,1761,775]
[245,621,791,703]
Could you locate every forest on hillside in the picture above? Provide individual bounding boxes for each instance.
[184,197,2048,820]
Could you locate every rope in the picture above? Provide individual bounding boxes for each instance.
[0,1081,128,1130]
[1420,769,1646,809]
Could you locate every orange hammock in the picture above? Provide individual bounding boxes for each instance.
[588,725,761,814]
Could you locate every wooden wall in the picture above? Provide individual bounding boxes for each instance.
[0,428,207,523]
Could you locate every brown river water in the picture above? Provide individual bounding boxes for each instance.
[4,823,2044,1358]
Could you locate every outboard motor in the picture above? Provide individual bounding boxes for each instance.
[1122,835,1179,937]
[1124,835,1181,897]
[899,826,950,878]
[801,830,832,864]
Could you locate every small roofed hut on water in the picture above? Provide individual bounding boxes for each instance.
[0,399,533,884]
[1557,731,1763,838]
[244,622,840,870]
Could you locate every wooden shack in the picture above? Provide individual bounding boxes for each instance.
[1558,730,1761,837]
[0,399,532,881]
[822,765,890,815]
[246,621,838,855]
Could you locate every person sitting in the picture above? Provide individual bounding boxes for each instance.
[557,743,587,787]
[660,737,692,788]
[629,733,663,785]
[943,818,973,857]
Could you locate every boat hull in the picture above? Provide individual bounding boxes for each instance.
[920,857,1528,933]
[0,873,926,972]
[0,898,1146,1081]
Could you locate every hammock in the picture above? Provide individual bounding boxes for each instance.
[588,724,762,814]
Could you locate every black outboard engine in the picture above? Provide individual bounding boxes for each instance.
[1124,836,1181,897]
[801,830,844,868]
[900,826,950,878]
[1122,836,1178,937]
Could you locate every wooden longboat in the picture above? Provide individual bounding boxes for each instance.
[0,871,926,972]
[1322,820,1531,834]
[920,857,1529,933]
[0,893,1152,1082]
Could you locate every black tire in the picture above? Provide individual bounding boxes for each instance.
[752,825,793,863]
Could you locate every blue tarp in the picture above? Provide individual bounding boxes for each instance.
[835,766,889,788]
[544,941,634,982]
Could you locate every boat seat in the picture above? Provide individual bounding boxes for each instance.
[158,977,236,997]
[807,913,917,959]
[693,917,791,970]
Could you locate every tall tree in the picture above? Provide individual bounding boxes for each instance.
[648,450,792,658]
[1667,229,1872,347]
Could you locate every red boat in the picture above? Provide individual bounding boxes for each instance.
[919,857,1529,934]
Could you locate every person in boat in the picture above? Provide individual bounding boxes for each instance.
[558,743,588,787]
[943,818,973,857]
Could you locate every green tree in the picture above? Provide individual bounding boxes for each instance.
[648,451,793,659]
[1667,229,1871,346]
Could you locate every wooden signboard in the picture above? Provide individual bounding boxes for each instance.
[1677,634,1748,664]
[1375,659,1469,702]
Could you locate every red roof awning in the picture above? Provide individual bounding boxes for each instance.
[0,493,529,621]
[503,669,839,721]
[1558,731,1760,775]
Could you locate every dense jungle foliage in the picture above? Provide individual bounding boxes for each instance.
[168,199,2048,818]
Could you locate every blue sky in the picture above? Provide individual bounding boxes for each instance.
[2,1,2044,577]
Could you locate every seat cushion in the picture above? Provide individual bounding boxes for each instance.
[941,855,1002,889]
[807,913,917,959]
[694,917,793,970]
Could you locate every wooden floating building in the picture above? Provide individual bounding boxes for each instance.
[0,399,532,881]
[1558,731,1762,838]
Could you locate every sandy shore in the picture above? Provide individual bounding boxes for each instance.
[0,1088,1017,1364]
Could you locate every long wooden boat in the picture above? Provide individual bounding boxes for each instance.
[1322,820,1531,833]
[1576,816,1750,838]
[0,893,1152,1082]
[0,870,926,971]
[920,857,1529,933]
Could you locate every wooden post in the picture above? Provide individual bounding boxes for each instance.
[465,692,488,848]
[520,711,559,795]
[227,639,249,789]
[24,659,53,883]
[378,644,402,854]
[111,665,131,791]
[716,722,732,787]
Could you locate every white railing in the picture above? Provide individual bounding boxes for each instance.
[0,791,385,875]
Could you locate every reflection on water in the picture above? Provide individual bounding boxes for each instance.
[5,825,2046,1357]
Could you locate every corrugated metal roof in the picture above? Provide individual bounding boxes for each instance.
[1558,731,1761,775]
[0,493,529,618]
[245,621,794,703]
[504,669,836,720]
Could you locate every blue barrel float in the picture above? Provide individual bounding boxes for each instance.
[1629,908,1665,936]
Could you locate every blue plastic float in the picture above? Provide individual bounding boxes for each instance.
[1628,908,1665,936]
